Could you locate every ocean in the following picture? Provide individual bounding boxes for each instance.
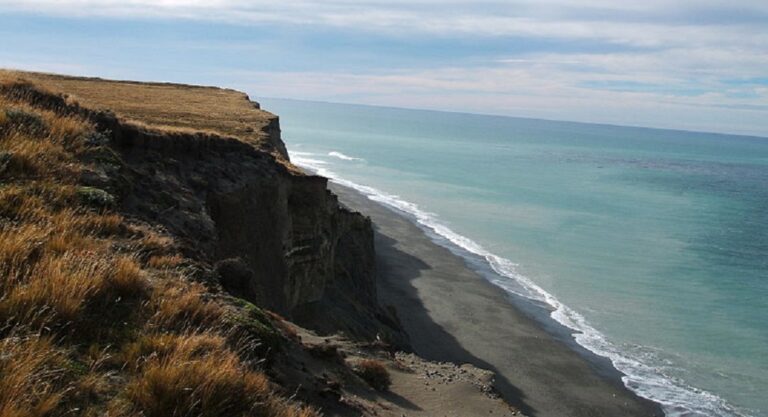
[260,98,768,417]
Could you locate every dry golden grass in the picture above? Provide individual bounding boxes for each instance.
[0,334,69,417]
[147,253,184,269]
[138,229,174,254]
[2,253,107,326]
[0,69,276,149]
[0,76,314,417]
[151,281,224,330]
[0,223,47,274]
[0,182,80,221]
[108,256,149,298]
[123,332,318,417]
[355,359,392,391]
[0,252,149,330]
[266,310,301,340]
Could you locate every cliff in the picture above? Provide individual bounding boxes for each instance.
[0,71,404,345]
[0,70,516,417]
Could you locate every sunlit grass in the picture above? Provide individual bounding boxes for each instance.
[0,79,315,416]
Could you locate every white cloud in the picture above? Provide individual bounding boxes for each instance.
[2,0,766,135]
[226,58,768,136]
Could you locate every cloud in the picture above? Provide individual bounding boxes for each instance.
[224,49,768,136]
[1,0,766,135]
[3,1,766,59]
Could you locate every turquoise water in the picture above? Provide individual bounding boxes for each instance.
[260,98,768,417]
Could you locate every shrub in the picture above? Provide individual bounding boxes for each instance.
[225,300,283,359]
[4,108,47,136]
[123,332,318,417]
[76,186,116,208]
[306,343,340,361]
[354,359,391,391]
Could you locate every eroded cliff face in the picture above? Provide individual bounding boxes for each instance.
[97,102,402,345]
[0,79,404,345]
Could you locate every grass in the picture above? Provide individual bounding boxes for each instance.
[0,333,70,417]
[147,253,184,269]
[123,332,272,417]
[354,359,392,391]
[0,78,317,416]
[0,69,279,153]
[118,331,317,417]
[150,281,224,331]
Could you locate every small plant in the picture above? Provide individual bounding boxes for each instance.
[225,300,283,358]
[0,333,71,416]
[0,151,11,175]
[354,359,391,391]
[146,254,183,269]
[4,108,47,136]
[150,282,223,330]
[76,186,116,208]
[306,343,340,360]
[105,256,148,299]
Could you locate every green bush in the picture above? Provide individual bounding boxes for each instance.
[226,299,283,361]
[77,186,116,208]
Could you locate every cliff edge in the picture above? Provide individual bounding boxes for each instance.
[0,70,405,345]
[0,69,518,417]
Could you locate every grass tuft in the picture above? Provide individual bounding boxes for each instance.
[0,333,70,416]
[355,359,392,391]
[122,332,318,417]
[147,254,183,269]
[151,282,223,330]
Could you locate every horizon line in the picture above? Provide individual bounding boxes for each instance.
[260,96,768,141]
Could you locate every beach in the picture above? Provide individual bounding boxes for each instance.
[330,183,663,417]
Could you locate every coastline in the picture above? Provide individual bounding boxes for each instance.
[330,182,664,417]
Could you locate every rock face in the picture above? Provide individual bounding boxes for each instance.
[1,78,406,345]
[113,121,403,343]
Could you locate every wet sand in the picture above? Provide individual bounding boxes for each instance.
[330,183,663,417]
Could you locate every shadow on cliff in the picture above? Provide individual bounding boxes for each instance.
[372,229,538,417]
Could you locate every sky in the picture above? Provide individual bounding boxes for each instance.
[1,1,767,137]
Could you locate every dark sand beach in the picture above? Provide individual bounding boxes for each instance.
[330,183,663,417]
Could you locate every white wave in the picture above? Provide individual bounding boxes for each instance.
[289,151,329,167]
[328,151,365,161]
[290,153,751,417]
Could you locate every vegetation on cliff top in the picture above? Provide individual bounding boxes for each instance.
[0,77,317,416]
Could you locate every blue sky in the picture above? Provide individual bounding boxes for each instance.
[1,1,767,136]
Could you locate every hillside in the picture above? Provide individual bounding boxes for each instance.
[0,70,517,417]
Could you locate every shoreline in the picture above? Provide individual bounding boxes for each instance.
[330,182,664,417]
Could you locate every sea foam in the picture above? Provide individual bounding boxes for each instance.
[289,150,751,417]
[328,151,365,161]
